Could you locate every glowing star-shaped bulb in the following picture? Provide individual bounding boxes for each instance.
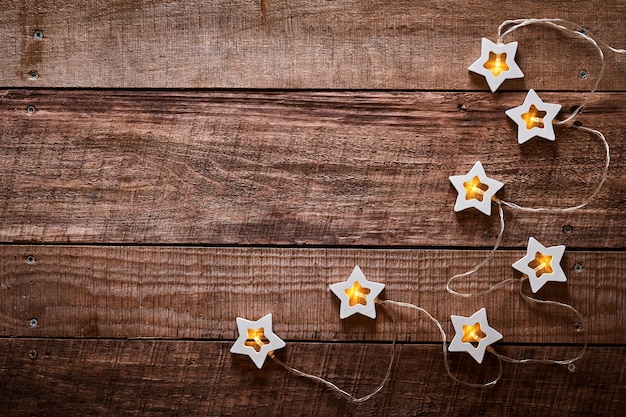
[505,89,562,144]
[230,313,286,369]
[449,308,503,364]
[512,237,567,293]
[449,161,504,216]
[468,38,524,92]
[329,266,385,319]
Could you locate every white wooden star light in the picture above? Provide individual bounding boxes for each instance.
[449,308,503,364]
[512,237,567,293]
[329,265,385,319]
[468,38,524,92]
[449,161,504,216]
[230,313,286,369]
[505,89,562,144]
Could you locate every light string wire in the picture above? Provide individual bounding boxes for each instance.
[497,18,612,124]
[494,18,621,212]
[499,120,610,213]
[270,298,397,403]
[446,199,519,297]
[380,299,503,388]
[447,131,608,289]
[489,277,587,366]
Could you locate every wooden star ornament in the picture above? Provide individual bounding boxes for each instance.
[505,89,562,143]
[449,308,503,364]
[468,38,524,92]
[449,161,504,216]
[329,266,385,319]
[512,237,567,293]
[230,313,286,369]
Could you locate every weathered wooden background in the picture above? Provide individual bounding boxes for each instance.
[0,1,624,416]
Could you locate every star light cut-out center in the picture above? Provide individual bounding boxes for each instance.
[528,252,553,278]
[345,281,371,306]
[522,104,547,129]
[245,327,270,352]
[462,322,486,347]
[483,52,509,77]
[463,176,489,202]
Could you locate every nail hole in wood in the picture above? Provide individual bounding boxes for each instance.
[26,255,35,264]
[28,70,39,80]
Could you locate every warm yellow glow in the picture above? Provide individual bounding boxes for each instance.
[463,176,489,202]
[521,104,547,130]
[462,322,486,347]
[344,281,371,307]
[528,252,554,278]
[245,327,269,352]
[483,52,509,77]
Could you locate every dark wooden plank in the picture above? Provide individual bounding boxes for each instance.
[1,1,625,89]
[0,339,623,417]
[0,90,624,247]
[0,245,621,344]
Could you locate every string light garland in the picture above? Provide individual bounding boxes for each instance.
[231,266,397,403]
[229,17,624,401]
[443,17,621,378]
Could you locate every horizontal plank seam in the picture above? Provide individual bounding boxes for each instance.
[0,336,619,348]
[3,87,626,94]
[2,242,626,252]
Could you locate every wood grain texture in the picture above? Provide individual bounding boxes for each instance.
[1,245,621,344]
[1,90,625,247]
[0,0,624,89]
[1,339,623,417]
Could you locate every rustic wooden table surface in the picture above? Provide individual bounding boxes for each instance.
[0,1,624,416]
